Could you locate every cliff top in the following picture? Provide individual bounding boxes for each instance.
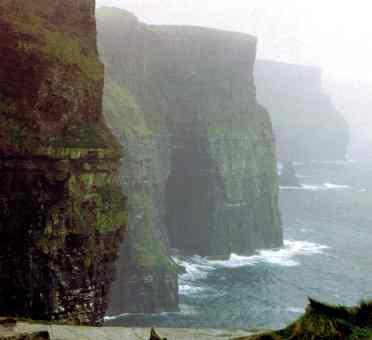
[97,6,257,45]
[0,0,122,158]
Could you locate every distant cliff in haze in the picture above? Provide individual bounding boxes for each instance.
[255,60,350,162]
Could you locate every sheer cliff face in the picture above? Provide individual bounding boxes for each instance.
[98,6,282,252]
[97,7,282,313]
[255,60,350,162]
[0,0,127,325]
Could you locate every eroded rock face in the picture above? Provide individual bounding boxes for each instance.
[97,9,179,314]
[98,7,282,255]
[97,7,282,314]
[0,0,127,325]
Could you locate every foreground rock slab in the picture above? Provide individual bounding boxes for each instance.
[13,323,255,340]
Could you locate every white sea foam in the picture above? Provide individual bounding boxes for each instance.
[179,285,205,295]
[104,305,196,321]
[174,240,329,275]
[104,313,130,321]
[173,255,215,281]
[280,183,351,191]
[323,182,351,190]
[208,240,328,268]
[310,160,358,165]
[280,184,323,191]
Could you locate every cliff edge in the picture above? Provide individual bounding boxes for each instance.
[97,7,282,314]
[0,0,127,325]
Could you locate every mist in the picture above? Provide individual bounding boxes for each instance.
[1,1,372,339]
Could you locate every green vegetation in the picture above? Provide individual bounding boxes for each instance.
[129,191,172,270]
[103,80,150,138]
[2,4,102,81]
[241,299,372,340]
[96,185,128,233]
[103,78,173,270]
[43,31,103,81]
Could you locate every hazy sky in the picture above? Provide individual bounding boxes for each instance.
[96,0,372,85]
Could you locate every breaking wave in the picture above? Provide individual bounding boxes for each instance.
[173,239,329,285]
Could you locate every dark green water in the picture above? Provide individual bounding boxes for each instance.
[106,159,372,330]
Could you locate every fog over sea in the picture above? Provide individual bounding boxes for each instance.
[106,158,372,330]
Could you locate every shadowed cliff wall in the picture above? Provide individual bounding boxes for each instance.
[97,7,282,314]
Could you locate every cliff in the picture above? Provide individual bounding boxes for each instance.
[97,7,282,314]
[0,0,127,325]
[255,60,350,162]
[101,79,179,314]
[324,76,372,159]
[279,161,300,187]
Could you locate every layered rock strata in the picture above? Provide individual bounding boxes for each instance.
[97,7,282,313]
[0,0,127,325]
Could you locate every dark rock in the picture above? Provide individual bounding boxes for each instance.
[0,319,17,329]
[149,328,167,340]
[0,0,127,325]
[279,161,300,187]
[97,7,283,314]
[97,7,282,255]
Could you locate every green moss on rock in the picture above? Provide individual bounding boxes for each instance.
[0,0,127,326]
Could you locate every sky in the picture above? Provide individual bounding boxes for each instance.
[96,0,372,85]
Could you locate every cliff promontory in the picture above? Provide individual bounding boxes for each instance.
[255,60,349,162]
[0,0,127,325]
[97,7,282,314]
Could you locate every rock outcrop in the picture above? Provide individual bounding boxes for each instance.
[240,299,372,339]
[97,7,282,314]
[255,60,349,162]
[279,161,300,187]
[0,0,127,325]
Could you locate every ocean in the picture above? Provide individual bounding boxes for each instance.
[106,158,372,331]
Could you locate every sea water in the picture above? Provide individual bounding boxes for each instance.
[106,158,372,330]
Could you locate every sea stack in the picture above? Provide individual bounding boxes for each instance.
[280,161,301,187]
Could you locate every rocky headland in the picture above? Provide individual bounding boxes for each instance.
[0,0,127,325]
[255,60,350,162]
[97,7,283,314]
